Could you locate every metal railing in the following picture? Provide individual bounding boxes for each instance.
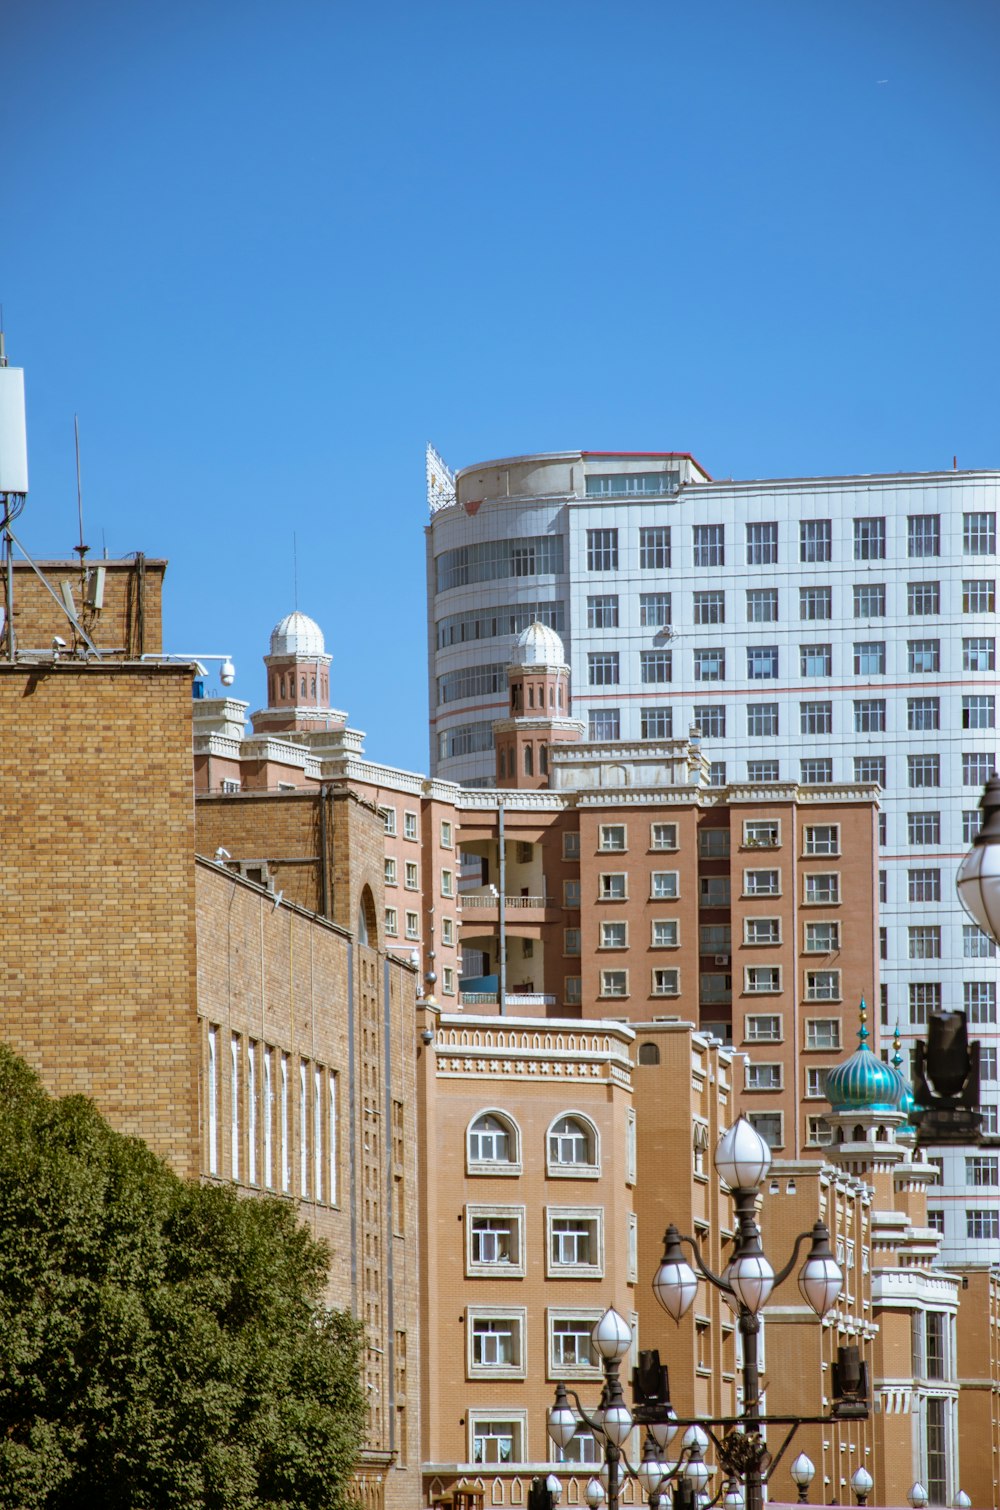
[460,894,547,909]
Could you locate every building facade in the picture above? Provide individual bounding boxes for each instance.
[425,448,1000,1264]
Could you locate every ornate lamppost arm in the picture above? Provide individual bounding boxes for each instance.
[769,1229,815,1290]
[678,1231,735,1294]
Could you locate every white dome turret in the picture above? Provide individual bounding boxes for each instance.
[511,621,566,667]
[269,611,326,659]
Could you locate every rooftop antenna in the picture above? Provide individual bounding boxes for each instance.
[73,414,88,562]
[293,531,298,609]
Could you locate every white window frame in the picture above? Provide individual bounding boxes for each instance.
[650,822,679,851]
[546,1207,605,1278]
[466,1204,526,1276]
[746,1014,782,1043]
[746,1061,782,1091]
[803,824,840,856]
[745,966,781,994]
[651,918,680,949]
[600,969,629,999]
[467,1307,527,1379]
[405,910,420,939]
[805,969,841,1002]
[743,819,780,849]
[440,819,454,849]
[805,1018,842,1050]
[546,1112,601,1179]
[600,920,628,950]
[744,869,780,897]
[467,1110,522,1176]
[403,810,418,840]
[744,917,780,946]
[803,873,840,904]
[404,860,418,890]
[804,920,840,953]
[381,806,397,836]
[547,1308,604,1380]
[385,907,398,936]
[650,870,680,899]
[599,872,628,901]
[747,1111,784,1151]
[469,1412,527,1467]
[599,824,627,852]
[384,856,397,886]
[651,967,680,997]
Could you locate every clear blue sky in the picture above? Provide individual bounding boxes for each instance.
[4,0,998,771]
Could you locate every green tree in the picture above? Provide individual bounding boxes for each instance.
[0,1047,366,1508]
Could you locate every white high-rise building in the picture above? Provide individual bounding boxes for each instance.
[425,447,1000,1263]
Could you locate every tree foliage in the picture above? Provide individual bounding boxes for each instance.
[0,1047,366,1508]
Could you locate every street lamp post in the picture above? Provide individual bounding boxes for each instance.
[551,1117,868,1510]
[790,1453,816,1504]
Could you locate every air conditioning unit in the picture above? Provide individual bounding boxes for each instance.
[715,954,731,966]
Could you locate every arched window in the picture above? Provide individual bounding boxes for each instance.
[280,675,286,698]
[853,1124,865,1142]
[558,685,564,709]
[311,676,316,696]
[539,745,548,775]
[638,1042,660,1065]
[528,685,535,709]
[468,1111,519,1170]
[547,1113,598,1173]
[499,747,506,778]
[301,676,306,697]
[524,745,533,776]
[549,686,555,708]
[357,885,377,949]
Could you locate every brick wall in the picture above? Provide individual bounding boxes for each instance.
[3,557,165,656]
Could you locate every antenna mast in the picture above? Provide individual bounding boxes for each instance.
[74,415,88,561]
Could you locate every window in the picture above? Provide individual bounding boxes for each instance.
[982,1047,998,1079]
[746,967,781,994]
[381,807,397,836]
[745,918,780,945]
[854,756,886,785]
[963,579,995,612]
[599,824,627,852]
[384,907,397,936]
[879,869,887,903]
[854,516,886,559]
[640,706,673,739]
[441,917,454,946]
[405,911,419,939]
[964,981,997,1023]
[549,1116,597,1170]
[964,924,996,958]
[964,752,995,786]
[440,821,453,850]
[640,591,671,627]
[854,640,885,675]
[800,643,832,676]
[694,590,725,624]
[963,636,996,670]
[747,1112,783,1150]
[403,860,418,890]
[471,1316,528,1377]
[403,811,417,840]
[804,873,839,903]
[700,876,731,908]
[804,825,839,855]
[744,869,779,896]
[853,582,886,617]
[967,1210,1000,1240]
[562,831,580,860]
[693,523,724,567]
[800,758,833,783]
[747,703,778,737]
[599,872,627,900]
[549,1313,601,1375]
[588,652,619,686]
[587,594,619,628]
[879,812,887,846]
[650,822,678,850]
[854,699,886,733]
[468,1112,518,1169]
[964,694,996,729]
[909,983,941,1026]
[441,869,454,898]
[908,697,940,731]
[804,921,839,953]
[699,829,730,857]
[548,1209,602,1272]
[586,471,678,497]
[564,975,581,1004]
[908,514,941,557]
[563,928,581,958]
[744,819,779,848]
[700,972,732,1004]
[800,586,832,620]
[641,650,672,684]
[908,639,940,673]
[600,921,627,949]
[907,581,941,615]
[748,760,780,781]
[746,1062,782,1090]
[800,519,832,562]
[964,809,982,843]
[384,857,397,886]
[807,1115,833,1147]
[693,648,725,681]
[693,705,725,737]
[908,926,942,959]
[651,871,679,899]
[746,521,778,564]
[586,529,618,571]
[805,970,840,1001]
[588,708,621,741]
[806,1067,831,1099]
[800,701,832,736]
[472,1418,524,1465]
[746,587,778,622]
[806,1019,841,1050]
[746,1015,781,1042]
[600,970,628,998]
[651,968,680,996]
[964,512,996,554]
[966,1156,999,1188]
[652,919,679,948]
[468,1208,524,1272]
[909,754,941,787]
[563,880,581,908]
[908,811,941,845]
[639,526,671,569]
[985,1106,1000,1136]
[747,646,778,679]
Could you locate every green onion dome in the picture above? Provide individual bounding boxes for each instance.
[825,1000,904,1114]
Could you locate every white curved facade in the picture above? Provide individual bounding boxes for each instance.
[425,447,1000,1264]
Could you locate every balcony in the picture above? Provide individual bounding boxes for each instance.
[458,889,556,927]
[459,992,557,1011]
